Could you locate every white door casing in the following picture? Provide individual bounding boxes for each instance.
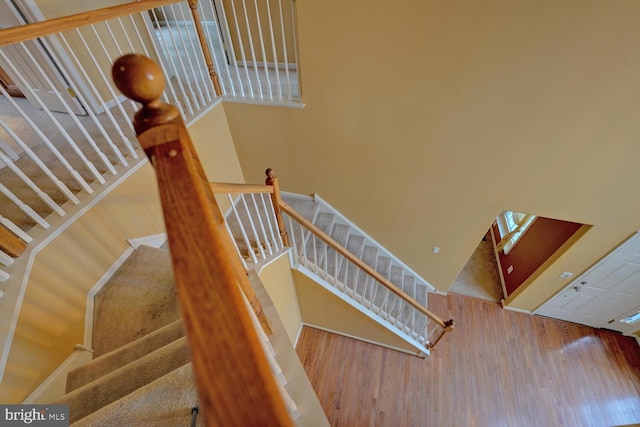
[535,232,640,334]
[1,0,87,115]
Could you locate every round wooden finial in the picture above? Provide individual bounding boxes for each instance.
[112,54,165,105]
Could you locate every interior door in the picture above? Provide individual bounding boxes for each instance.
[0,1,86,115]
[535,233,640,331]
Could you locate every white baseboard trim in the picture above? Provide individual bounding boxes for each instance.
[22,350,92,404]
[127,233,167,250]
[502,305,533,315]
[83,246,136,347]
[293,323,304,349]
[301,323,422,357]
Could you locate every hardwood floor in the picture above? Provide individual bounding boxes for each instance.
[296,293,640,427]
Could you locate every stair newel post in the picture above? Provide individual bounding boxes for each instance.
[112,54,292,427]
[187,0,222,96]
[265,168,290,247]
[429,319,454,350]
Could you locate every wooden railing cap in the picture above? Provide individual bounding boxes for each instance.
[112,54,165,107]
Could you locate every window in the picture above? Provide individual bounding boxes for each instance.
[496,211,536,255]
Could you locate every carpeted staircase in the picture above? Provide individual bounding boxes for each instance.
[53,243,325,426]
[55,245,201,426]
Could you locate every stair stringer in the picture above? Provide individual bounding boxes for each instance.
[293,262,429,358]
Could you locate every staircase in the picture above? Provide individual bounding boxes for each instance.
[280,192,439,355]
[53,244,323,426]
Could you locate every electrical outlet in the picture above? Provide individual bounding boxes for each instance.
[432,246,440,254]
[560,272,574,279]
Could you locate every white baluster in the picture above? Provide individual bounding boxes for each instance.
[0,150,64,217]
[260,194,279,251]
[288,0,299,99]
[241,0,263,99]
[198,0,235,96]
[224,220,248,270]
[250,194,272,255]
[240,194,266,259]
[59,33,138,159]
[252,0,273,99]
[18,42,114,180]
[0,214,31,243]
[227,193,257,263]
[132,14,186,117]
[278,0,292,99]
[0,268,9,282]
[0,59,93,194]
[265,0,282,100]
[150,8,195,115]
[175,2,211,104]
[0,249,14,267]
[0,183,48,229]
[265,194,283,248]
[228,0,253,96]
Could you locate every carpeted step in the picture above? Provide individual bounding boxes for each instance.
[57,336,190,424]
[71,364,200,427]
[66,319,184,393]
[92,245,180,357]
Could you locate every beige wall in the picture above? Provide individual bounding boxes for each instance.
[1,103,244,402]
[222,0,640,312]
[293,270,420,355]
[257,254,302,344]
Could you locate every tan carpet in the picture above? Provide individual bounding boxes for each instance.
[92,245,180,357]
[449,231,503,302]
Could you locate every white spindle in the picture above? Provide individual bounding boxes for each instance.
[150,8,195,115]
[0,214,31,243]
[0,268,8,282]
[224,219,248,270]
[289,0,299,99]
[252,0,273,99]
[0,138,19,162]
[285,215,297,256]
[0,249,13,267]
[132,14,185,117]
[250,194,272,255]
[175,3,212,103]
[259,194,279,251]
[300,222,308,265]
[322,244,328,280]
[240,194,266,259]
[265,195,284,248]
[0,112,79,205]
[199,0,236,96]
[59,33,138,159]
[265,0,282,100]
[0,150,64,217]
[228,0,253,96]
[18,42,115,179]
[82,26,136,132]
[0,183,49,229]
[0,61,93,194]
[162,5,201,109]
[227,193,258,263]
[311,234,319,274]
[333,247,338,283]
[278,0,292,99]
[241,0,264,99]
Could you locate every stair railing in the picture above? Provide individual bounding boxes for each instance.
[112,54,291,426]
[210,170,455,352]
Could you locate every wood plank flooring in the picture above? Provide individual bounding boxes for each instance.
[296,293,640,427]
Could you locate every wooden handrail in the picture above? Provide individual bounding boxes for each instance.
[210,182,274,194]
[112,54,291,426]
[280,201,449,329]
[0,0,182,47]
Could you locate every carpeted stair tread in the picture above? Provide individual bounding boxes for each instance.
[58,336,190,424]
[66,319,184,393]
[71,364,200,427]
[92,245,180,356]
